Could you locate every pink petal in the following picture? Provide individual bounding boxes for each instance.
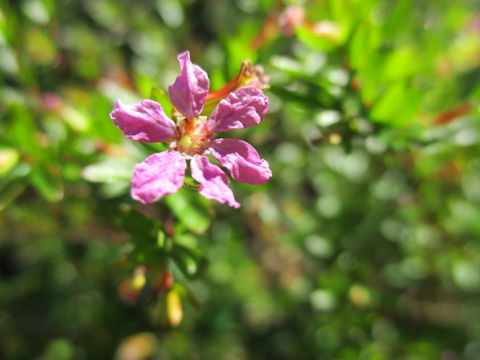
[190,156,240,208]
[168,51,210,117]
[131,151,186,204]
[110,100,177,143]
[209,139,272,185]
[207,86,268,132]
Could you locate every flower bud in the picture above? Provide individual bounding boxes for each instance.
[204,61,270,113]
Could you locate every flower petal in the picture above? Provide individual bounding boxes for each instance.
[168,51,210,117]
[131,151,186,204]
[207,86,268,132]
[190,155,240,208]
[209,138,272,185]
[110,100,177,143]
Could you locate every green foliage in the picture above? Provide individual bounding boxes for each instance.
[1,0,480,359]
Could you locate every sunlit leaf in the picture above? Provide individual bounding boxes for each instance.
[0,148,19,176]
[155,0,184,28]
[82,158,134,184]
[295,26,337,52]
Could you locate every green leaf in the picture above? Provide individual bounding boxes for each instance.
[155,0,184,29]
[99,182,130,198]
[1,163,31,188]
[8,104,40,155]
[61,105,90,133]
[88,94,123,143]
[174,283,201,309]
[30,162,64,201]
[140,141,169,154]
[0,181,26,212]
[349,22,381,70]
[82,158,134,184]
[383,0,414,38]
[171,244,208,279]
[117,207,162,242]
[117,208,168,265]
[381,46,421,82]
[0,147,19,176]
[165,188,211,234]
[130,245,166,265]
[327,0,352,42]
[151,87,173,118]
[295,27,337,53]
[370,81,421,126]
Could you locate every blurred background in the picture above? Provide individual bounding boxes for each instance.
[1,0,480,359]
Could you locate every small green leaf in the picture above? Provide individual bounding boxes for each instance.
[99,181,130,198]
[117,208,168,265]
[370,82,420,126]
[1,163,31,185]
[155,0,184,29]
[30,162,64,201]
[165,188,211,234]
[8,104,40,155]
[130,245,166,265]
[0,148,19,176]
[295,27,337,53]
[61,105,90,133]
[171,244,208,279]
[82,158,134,184]
[117,207,161,242]
[0,181,26,212]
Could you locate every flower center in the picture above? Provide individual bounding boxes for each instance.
[173,115,213,156]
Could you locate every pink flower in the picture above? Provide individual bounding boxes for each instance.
[110,51,272,208]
